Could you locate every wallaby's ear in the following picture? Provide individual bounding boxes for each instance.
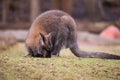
[39,33,45,45]
[39,32,56,45]
[45,32,56,49]
[45,32,56,40]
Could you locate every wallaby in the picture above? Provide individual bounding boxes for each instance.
[25,10,120,59]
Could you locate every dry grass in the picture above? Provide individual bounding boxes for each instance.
[0,43,120,80]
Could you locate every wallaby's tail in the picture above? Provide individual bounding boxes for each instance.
[70,45,120,59]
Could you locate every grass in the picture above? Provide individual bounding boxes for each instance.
[0,43,120,80]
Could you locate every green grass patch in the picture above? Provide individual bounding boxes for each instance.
[0,43,120,80]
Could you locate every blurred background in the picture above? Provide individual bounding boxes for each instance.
[0,0,120,49]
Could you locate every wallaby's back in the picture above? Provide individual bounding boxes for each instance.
[30,10,76,34]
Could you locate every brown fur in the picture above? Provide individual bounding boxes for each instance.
[25,10,120,59]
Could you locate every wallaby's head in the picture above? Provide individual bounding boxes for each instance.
[26,32,55,58]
